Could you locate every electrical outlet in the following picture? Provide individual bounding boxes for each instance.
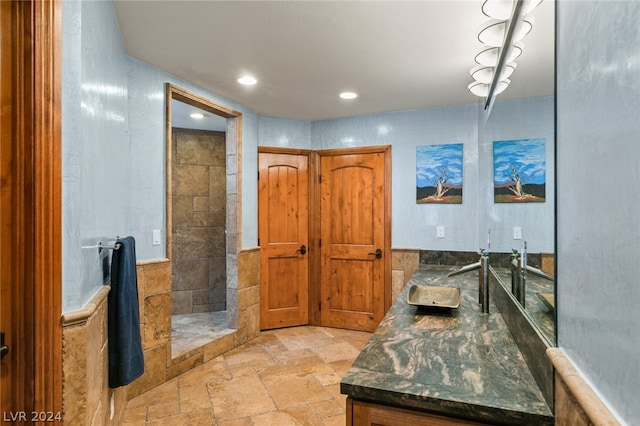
[152,229,161,245]
[437,226,445,239]
[513,227,522,240]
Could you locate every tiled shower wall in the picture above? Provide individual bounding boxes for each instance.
[171,128,227,314]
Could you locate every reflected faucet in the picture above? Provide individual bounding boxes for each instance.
[511,241,554,308]
[511,242,527,307]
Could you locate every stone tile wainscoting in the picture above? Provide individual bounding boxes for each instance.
[61,248,260,424]
[390,248,420,302]
[61,286,127,425]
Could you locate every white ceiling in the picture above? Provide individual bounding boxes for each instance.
[114,0,554,122]
[171,99,228,131]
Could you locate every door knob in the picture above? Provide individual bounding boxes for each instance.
[0,332,8,359]
[296,245,307,255]
[368,248,382,259]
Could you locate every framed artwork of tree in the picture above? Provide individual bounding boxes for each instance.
[416,143,463,204]
[493,138,546,203]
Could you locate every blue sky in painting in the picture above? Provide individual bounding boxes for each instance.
[416,143,463,187]
[493,138,546,185]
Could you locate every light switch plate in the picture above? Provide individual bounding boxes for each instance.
[513,227,522,240]
[152,229,161,245]
[437,226,445,239]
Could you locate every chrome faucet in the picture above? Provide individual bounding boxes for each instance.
[479,249,490,314]
[447,247,490,314]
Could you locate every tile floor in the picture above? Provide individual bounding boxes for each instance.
[171,311,233,357]
[123,326,372,425]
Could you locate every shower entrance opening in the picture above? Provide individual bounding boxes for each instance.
[166,84,240,358]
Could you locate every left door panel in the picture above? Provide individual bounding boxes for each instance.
[258,151,310,330]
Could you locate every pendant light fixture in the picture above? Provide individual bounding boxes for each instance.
[468,0,544,107]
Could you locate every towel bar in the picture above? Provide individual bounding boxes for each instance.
[100,242,121,251]
[81,237,121,252]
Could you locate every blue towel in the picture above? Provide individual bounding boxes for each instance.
[108,236,144,388]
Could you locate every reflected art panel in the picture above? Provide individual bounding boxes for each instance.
[416,143,463,204]
[493,138,546,203]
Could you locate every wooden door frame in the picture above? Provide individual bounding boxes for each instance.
[1,0,62,416]
[165,83,243,336]
[312,145,392,325]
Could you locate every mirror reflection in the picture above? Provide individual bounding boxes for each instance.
[479,0,555,344]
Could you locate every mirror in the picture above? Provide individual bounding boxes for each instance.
[478,1,555,345]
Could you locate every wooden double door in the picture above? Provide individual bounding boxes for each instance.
[258,146,391,332]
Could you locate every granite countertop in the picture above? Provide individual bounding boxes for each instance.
[340,265,553,426]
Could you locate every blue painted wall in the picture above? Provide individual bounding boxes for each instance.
[311,106,480,250]
[557,2,640,424]
[257,100,554,253]
[61,0,259,312]
[258,116,311,149]
[62,0,129,311]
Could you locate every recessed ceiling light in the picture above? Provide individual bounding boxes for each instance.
[237,76,257,86]
[190,112,205,119]
[339,92,358,100]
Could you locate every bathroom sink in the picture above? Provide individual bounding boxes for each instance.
[407,285,461,309]
[536,292,555,312]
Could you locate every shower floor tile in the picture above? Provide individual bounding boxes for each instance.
[171,311,233,357]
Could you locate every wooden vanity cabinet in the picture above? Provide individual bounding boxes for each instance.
[346,398,490,426]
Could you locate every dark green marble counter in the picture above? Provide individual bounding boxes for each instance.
[340,265,553,425]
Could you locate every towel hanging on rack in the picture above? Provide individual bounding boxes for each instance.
[108,236,144,388]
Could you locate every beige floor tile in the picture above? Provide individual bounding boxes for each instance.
[250,411,301,425]
[322,413,347,426]
[208,373,276,421]
[311,341,361,363]
[313,370,343,386]
[122,418,147,426]
[121,405,147,424]
[309,398,344,419]
[122,326,371,426]
[281,406,323,426]
[127,379,179,409]
[324,383,347,404]
[327,359,355,376]
[145,408,214,425]
[270,347,317,362]
[260,354,334,383]
[218,418,252,426]
[263,375,332,409]
[178,356,232,387]
[146,399,179,420]
[179,383,212,412]
[278,334,337,352]
[224,346,273,368]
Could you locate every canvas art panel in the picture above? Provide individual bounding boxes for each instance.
[493,138,546,203]
[416,143,463,204]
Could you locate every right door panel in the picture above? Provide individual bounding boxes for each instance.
[319,152,386,332]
